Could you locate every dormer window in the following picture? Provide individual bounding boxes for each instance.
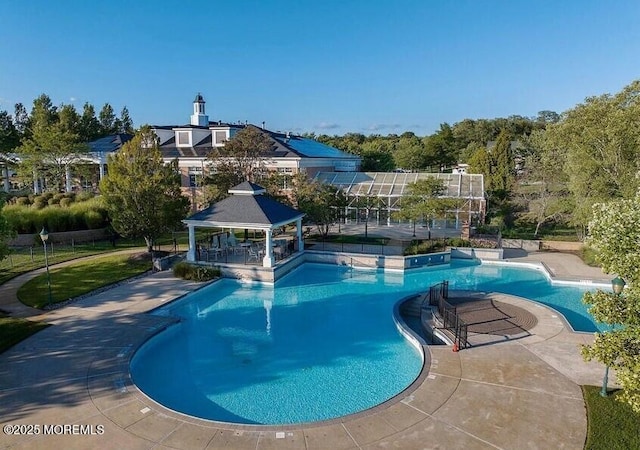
[214,130,228,146]
[177,131,191,146]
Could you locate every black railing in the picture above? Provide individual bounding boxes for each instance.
[425,280,469,349]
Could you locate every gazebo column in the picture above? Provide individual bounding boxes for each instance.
[65,166,72,193]
[3,166,10,192]
[99,154,105,180]
[187,224,196,262]
[263,229,275,268]
[296,218,304,252]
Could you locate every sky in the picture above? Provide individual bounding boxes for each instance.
[1,0,639,136]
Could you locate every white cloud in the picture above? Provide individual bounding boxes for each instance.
[69,97,77,102]
[367,123,402,131]
[316,122,340,130]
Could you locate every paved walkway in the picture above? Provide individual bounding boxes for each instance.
[0,250,614,449]
[0,248,146,319]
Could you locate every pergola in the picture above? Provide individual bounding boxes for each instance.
[182,182,305,268]
[315,171,486,226]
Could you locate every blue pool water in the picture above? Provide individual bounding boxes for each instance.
[130,260,601,425]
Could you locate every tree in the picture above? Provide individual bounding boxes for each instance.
[350,193,385,238]
[546,80,640,229]
[13,103,29,135]
[79,102,101,141]
[292,174,345,238]
[205,126,274,199]
[423,123,458,170]
[513,130,572,237]
[0,110,20,159]
[17,97,88,193]
[491,129,515,196]
[394,178,458,236]
[581,194,640,413]
[98,103,116,135]
[100,126,190,252]
[394,136,428,170]
[119,106,134,134]
[0,195,15,261]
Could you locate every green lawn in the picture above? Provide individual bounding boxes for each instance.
[0,314,49,353]
[17,253,152,309]
[0,241,145,285]
[583,385,640,449]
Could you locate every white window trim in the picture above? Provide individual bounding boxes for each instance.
[176,131,192,147]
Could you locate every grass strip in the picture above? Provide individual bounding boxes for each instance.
[0,315,49,354]
[17,253,152,309]
[583,385,640,449]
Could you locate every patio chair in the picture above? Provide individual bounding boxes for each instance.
[248,247,260,262]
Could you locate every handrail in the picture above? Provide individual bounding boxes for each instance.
[425,280,469,349]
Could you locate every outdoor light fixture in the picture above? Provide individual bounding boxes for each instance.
[611,276,626,295]
[600,275,626,397]
[39,227,53,307]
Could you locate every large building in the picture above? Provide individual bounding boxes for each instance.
[87,95,361,200]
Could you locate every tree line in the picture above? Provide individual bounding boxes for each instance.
[0,94,133,192]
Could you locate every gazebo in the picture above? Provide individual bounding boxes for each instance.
[182,181,305,268]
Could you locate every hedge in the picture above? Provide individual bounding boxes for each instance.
[2,197,109,233]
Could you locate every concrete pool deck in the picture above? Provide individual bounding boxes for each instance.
[0,251,613,449]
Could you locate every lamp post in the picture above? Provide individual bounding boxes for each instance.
[39,227,52,308]
[600,276,626,397]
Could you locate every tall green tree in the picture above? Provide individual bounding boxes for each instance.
[205,126,274,200]
[350,193,385,238]
[79,102,101,141]
[17,97,88,192]
[491,129,515,196]
[423,123,458,170]
[546,80,640,228]
[13,103,29,135]
[119,106,134,134]
[98,103,116,135]
[394,177,458,235]
[581,194,640,413]
[100,126,190,252]
[0,196,15,261]
[513,130,572,236]
[292,174,345,238]
[0,110,20,163]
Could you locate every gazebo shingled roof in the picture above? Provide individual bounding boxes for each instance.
[185,193,304,227]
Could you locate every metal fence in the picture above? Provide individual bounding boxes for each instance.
[425,280,469,349]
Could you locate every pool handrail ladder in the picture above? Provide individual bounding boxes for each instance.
[423,280,469,349]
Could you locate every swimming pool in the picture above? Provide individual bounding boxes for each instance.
[130,260,600,425]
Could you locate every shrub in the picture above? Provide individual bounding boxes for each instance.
[44,207,70,232]
[59,197,73,207]
[76,191,94,202]
[47,197,59,206]
[31,197,47,210]
[15,197,31,206]
[447,237,472,247]
[84,210,105,229]
[404,239,448,255]
[173,261,220,282]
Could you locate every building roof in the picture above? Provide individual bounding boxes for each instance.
[184,188,304,228]
[315,171,485,199]
[88,134,134,154]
